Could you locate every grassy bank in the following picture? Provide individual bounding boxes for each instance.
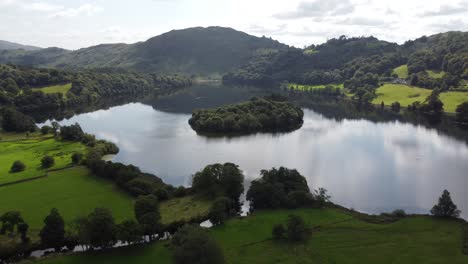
[373,84,468,112]
[392,65,408,79]
[0,134,87,185]
[160,196,212,225]
[32,208,468,264]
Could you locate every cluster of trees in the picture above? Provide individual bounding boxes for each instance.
[191,163,245,225]
[0,64,192,116]
[0,108,37,132]
[189,98,304,134]
[246,167,330,211]
[224,36,398,86]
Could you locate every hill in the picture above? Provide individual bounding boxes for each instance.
[0,40,41,51]
[0,27,288,75]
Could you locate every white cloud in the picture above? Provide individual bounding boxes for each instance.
[25,2,63,12]
[421,2,468,17]
[273,0,355,20]
[50,4,102,18]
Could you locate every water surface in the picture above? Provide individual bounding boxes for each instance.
[45,99,468,219]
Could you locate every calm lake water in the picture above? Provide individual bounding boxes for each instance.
[43,86,468,219]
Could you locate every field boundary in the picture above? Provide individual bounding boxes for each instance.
[0,165,76,188]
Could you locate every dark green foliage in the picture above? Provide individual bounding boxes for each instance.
[10,160,26,173]
[208,197,236,226]
[456,102,468,123]
[391,102,401,113]
[246,167,311,210]
[420,90,444,114]
[463,223,468,255]
[314,188,331,207]
[431,190,461,218]
[1,108,37,132]
[87,160,169,197]
[17,222,29,243]
[41,155,55,168]
[40,125,53,135]
[117,219,141,245]
[86,208,117,249]
[286,215,310,242]
[39,208,65,251]
[71,152,84,164]
[134,195,161,239]
[392,209,407,218]
[272,224,285,240]
[189,98,304,134]
[0,211,24,234]
[171,225,225,264]
[60,123,84,141]
[191,163,244,203]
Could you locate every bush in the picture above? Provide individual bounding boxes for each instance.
[40,125,53,135]
[171,225,225,264]
[41,156,55,168]
[392,209,407,218]
[272,224,285,240]
[10,160,26,173]
[208,197,235,226]
[71,152,83,165]
[286,215,310,242]
[391,102,401,113]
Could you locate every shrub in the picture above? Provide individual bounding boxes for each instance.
[208,197,235,226]
[10,160,26,173]
[391,102,401,113]
[392,209,407,218]
[272,224,285,240]
[171,225,225,264]
[286,215,310,242]
[71,152,83,165]
[41,156,55,168]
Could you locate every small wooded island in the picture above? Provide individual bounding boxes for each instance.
[188,97,304,134]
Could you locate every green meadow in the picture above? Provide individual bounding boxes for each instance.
[0,135,87,185]
[32,83,72,96]
[34,208,468,264]
[373,84,468,112]
[426,70,446,79]
[288,83,344,91]
[392,65,408,79]
[0,167,135,234]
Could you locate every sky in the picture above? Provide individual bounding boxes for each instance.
[0,0,467,50]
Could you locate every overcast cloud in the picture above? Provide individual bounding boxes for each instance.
[0,0,467,49]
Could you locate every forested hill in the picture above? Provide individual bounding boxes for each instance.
[223,31,468,89]
[0,27,288,75]
[0,40,41,51]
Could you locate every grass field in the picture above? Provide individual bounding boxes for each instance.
[0,135,87,185]
[32,83,72,95]
[160,195,212,225]
[0,167,135,234]
[288,83,344,91]
[373,84,468,112]
[34,208,468,264]
[393,65,408,79]
[426,70,446,79]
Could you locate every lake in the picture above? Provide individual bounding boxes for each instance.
[43,85,468,219]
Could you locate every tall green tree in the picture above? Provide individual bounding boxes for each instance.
[40,208,65,251]
[134,195,161,240]
[86,208,117,249]
[431,190,461,218]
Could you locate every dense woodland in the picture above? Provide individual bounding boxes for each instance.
[189,96,304,134]
[224,32,468,94]
[0,64,192,130]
